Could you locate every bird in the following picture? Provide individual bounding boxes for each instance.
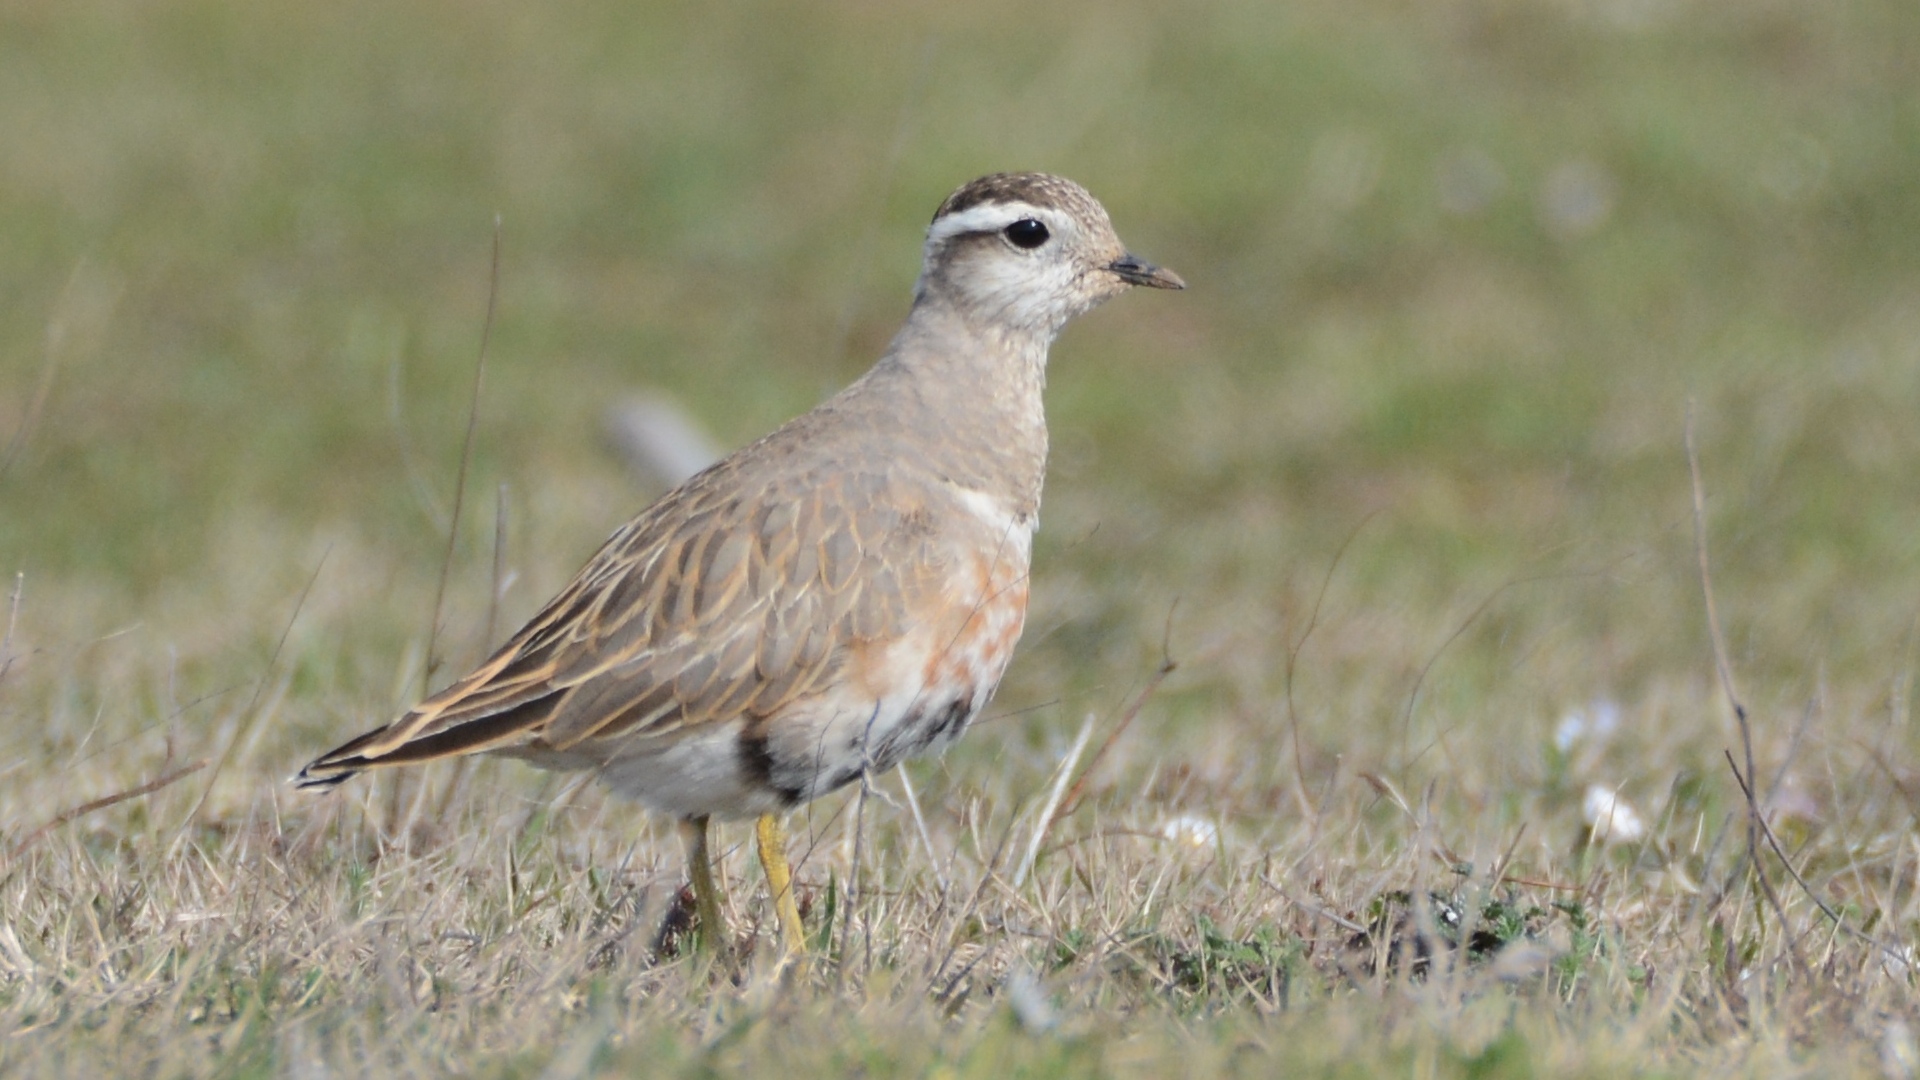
[297,172,1183,957]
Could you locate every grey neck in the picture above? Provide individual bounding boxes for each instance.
[852,288,1052,517]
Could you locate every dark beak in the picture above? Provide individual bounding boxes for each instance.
[1108,254,1185,290]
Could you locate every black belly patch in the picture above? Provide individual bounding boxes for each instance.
[865,697,975,779]
[751,697,980,804]
[739,730,807,807]
[930,698,972,742]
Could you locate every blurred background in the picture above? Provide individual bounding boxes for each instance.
[1,0,1917,844]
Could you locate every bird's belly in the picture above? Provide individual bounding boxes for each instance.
[760,549,1030,805]
[583,540,1031,820]
[595,634,1018,821]
[592,720,792,821]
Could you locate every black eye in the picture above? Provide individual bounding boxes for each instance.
[1003,219,1049,249]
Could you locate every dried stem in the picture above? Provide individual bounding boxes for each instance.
[835,772,876,990]
[0,571,23,687]
[0,261,85,486]
[12,759,207,860]
[426,216,503,695]
[1051,603,1179,825]
[186,548,330,828]
[1015,712,1096,887]
[1285,511,1376,820]
[896,767,947,893]
[1724,749,1910,972]
[1685,406,1805,976]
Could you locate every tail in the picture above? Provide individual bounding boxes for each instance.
[293,726,392,789]
[294,692,565,791]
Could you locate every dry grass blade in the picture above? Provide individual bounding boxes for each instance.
[0,570,22,687]
[1260,873,1366,934]
[1286,511,1376,818]
[185,548,330,827]
[0,262,86,486]
[895,767,947,893]
[425,216,503,694]
[1723,748,1910,971]
[1014,711,1095,887]
[1050,604,1179,826]
[1399,567,1610,769]
[837,771,871,989]
[9,758,207,860]
[1685,405,1805,976]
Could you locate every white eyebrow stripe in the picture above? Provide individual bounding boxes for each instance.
[926,201,1047,245]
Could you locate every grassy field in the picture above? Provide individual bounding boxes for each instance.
[4,0,1920,1074]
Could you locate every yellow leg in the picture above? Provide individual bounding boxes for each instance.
[679,815,727,956]
[755,813,807,956]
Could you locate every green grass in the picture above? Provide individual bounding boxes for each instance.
[3,0,1920,1074]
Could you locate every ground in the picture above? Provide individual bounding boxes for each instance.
[2,0,1918,1075]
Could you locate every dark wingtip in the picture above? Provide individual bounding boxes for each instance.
[293,721,400,790]
[293,761,362,790]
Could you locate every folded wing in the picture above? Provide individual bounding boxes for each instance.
[296,460,939,788]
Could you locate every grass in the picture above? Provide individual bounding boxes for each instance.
[3,0,1920,1074]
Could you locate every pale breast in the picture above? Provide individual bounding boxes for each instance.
[731,484,1035,808]
[559,470,1040,818]
[946,483,1035,552]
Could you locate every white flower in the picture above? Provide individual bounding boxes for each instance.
[1583,784,1647,845]
[1554,699,1621,752]
[1160,815,1219,850]
[1004,965,1059,1035]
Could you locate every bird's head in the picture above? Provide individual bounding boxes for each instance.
[917,172,1183,340]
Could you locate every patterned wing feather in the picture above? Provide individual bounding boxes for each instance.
[296,461,942,788]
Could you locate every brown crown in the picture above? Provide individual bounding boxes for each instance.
[932,172,1104,225]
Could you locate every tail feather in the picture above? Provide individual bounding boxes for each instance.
[295,693,563,790]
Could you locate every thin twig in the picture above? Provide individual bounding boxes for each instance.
[3,571,19,646]
[1498,874,1583,892]
[930,809,1023,991]
[11,759,207,860]
[425,217,503,694]
[1858,742,1920,828]
[1014,712,1096,887]
[187,549,330,828]
[977,697,1062,726]
[1400,569,1603,766]
[1685,407,1805,976]
[0,262,87,486]
[1051,604,1179,824]
[837,772,871,991]
[0,571,23,687]
[1488,822,1529,888]
[897,767,947,893]
[1764,689,1818,813]
[1260,874,1367,934]
[1685,410,1746,719]
[1724,749,1910,971]
[1285,511,1377,818]
[440,484,507,832]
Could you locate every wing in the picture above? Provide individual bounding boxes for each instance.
[296,456,943,788]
